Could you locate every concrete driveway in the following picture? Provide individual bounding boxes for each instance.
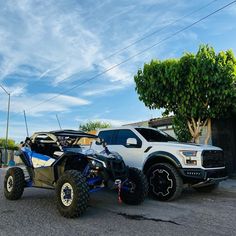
[1,169,236,236]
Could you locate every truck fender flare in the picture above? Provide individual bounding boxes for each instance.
[143,151,182,172]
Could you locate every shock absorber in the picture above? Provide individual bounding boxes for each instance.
[115,179,122,203]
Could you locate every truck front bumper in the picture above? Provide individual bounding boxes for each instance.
[179,167,228,186]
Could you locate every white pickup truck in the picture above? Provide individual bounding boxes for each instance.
[91,126,228,201]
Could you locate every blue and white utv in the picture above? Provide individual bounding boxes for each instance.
[4,130,148,218]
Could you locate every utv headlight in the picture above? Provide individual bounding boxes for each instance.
[90,159,105,169]
[180,150,198,165]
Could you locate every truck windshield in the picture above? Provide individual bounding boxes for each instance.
[135,128,176,142]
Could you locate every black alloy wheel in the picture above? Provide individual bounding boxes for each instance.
[147,163,183,201]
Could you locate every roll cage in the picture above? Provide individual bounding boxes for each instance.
[29,130,98,157]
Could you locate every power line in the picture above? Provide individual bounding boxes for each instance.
[56,114,62,130]
[21,0,236,113]
[23,110,29,137]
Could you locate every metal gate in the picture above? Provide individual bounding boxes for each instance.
[212,116,236,176]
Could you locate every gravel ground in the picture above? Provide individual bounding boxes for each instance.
[1,169,236,236]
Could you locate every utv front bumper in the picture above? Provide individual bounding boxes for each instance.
[179,167,228,186]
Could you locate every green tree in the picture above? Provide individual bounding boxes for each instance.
[134,45,236,144]
[79,121,111,132]
[173,113,192,142]
[0,138,18,150]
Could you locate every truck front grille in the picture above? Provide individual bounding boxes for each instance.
[202,150,225,168]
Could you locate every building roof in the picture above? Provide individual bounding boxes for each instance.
[123,116,174,128]
[148,116,174,127]
[122,120,149,127]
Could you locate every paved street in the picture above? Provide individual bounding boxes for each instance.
[1,169,236,236]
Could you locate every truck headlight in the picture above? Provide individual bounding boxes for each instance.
[180,151,197,157]
[180,150,198,165]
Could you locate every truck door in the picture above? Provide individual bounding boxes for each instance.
[100,129,144,169]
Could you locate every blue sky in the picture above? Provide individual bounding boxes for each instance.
[0,0,236,142]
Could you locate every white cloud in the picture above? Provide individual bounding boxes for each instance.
[177,31,198,41]
[82,84,124,96]
[99,60,133,85]
[0,93,91,116]
[0,0,102,84]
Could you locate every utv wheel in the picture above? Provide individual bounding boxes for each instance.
[193,183,219,193]
[147,163,183,201]
[120,167,148,205]
[4,167,25,200]
[56,170,89,218]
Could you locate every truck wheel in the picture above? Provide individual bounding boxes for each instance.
[193,183,219,193]
[120,167,148,205]
[147,163,183,201]
[56,170,89,218]
[4,167,25,200]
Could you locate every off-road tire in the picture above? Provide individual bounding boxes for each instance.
[147,163,183,201]
[120,167,148,205]
[4,167,25,200]
[193,183,219,193]
[56,170,89,218]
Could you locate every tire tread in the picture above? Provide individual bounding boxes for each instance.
[56,170,89,218]
[121,167,148,205]
[4,167,25,200]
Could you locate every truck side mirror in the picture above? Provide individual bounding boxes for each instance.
[95,138,104,145]
[95,141,101,145]
[126,138,138,146]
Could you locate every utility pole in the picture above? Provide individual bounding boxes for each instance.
[0,85,10,165]
[56,114,62,130]
[23,110,29,137]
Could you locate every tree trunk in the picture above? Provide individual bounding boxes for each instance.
[187,118,201,144]
[195,136,200,144]
[204,118,211,144]
[187,117,210,144]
